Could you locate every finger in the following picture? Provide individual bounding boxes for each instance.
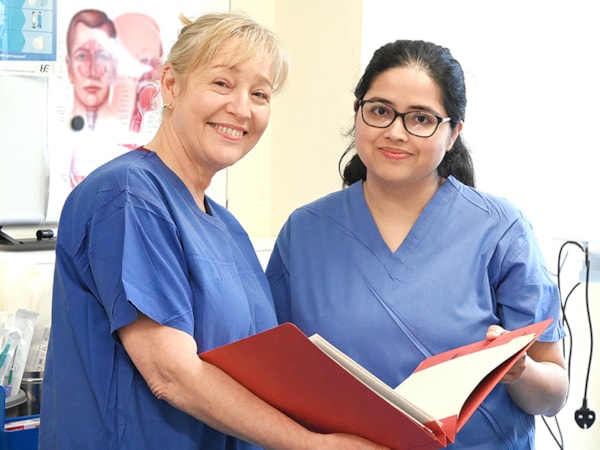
[486,325,506,339]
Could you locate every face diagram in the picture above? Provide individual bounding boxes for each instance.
[66,22,116,117]
[66,18,120,188]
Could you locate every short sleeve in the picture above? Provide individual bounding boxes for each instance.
[492,217,564,342]
[88,189,194,336]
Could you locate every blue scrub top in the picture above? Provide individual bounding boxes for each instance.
[40,149,276,450]
[267,177,564,450]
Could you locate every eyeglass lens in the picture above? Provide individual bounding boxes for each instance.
[361,101,441,137]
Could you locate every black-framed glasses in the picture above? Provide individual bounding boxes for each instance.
[358,99,451,138]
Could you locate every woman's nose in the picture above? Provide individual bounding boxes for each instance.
[384,116,409,140]
[225,92,252,118]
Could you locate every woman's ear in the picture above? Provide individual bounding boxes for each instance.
[353,99,360,112]
[447,120,464,151]
[160,65,177,104]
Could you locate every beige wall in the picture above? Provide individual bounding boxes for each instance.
[228,0,363,237]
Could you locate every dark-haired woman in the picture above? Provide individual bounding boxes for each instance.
[267,39,568,449]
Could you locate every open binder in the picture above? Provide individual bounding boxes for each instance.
[200,319,551,449]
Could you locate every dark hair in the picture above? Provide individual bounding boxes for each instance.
[66,9,117,56]
[339,40,475,187]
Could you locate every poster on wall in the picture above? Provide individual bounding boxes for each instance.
[45,0,229,222]
[0,0,56,76]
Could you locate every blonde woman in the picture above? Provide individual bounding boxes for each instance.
[40,12,387,450]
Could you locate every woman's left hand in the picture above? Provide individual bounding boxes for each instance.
[485,324,527,384]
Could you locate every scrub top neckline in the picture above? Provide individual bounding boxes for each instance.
[350,177,459,259]
[135,147,216,220]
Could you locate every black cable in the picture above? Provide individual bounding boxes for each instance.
[557,242,583,382]
[541,415,565,450]
[546,239,589,449]
[556,240,596,433]
[580,245,594,407]
[537,240,596,448]
[561,283,579,381]
[546,241,582,449]
[546,278,587,449]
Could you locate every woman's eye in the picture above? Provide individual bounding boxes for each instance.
[372,106,390,117]
[252,91,270,102]
[413,113,433,124]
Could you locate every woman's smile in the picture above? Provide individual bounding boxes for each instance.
[209,122,247,139]
[378,146,411,160]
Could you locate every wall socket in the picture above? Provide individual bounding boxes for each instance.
[579,250,600,284]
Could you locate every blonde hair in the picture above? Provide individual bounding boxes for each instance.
[167,12,288,93]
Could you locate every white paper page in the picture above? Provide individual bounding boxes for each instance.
[393,334,534,420]
[310,334,438,430]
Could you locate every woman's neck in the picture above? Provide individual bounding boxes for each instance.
[144,136,212,213]
[362,175,443,252]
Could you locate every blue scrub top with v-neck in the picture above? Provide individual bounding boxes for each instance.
[267,176,563,450]
[40,149,276,450]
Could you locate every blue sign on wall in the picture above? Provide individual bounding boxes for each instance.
[0,0,56,61]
